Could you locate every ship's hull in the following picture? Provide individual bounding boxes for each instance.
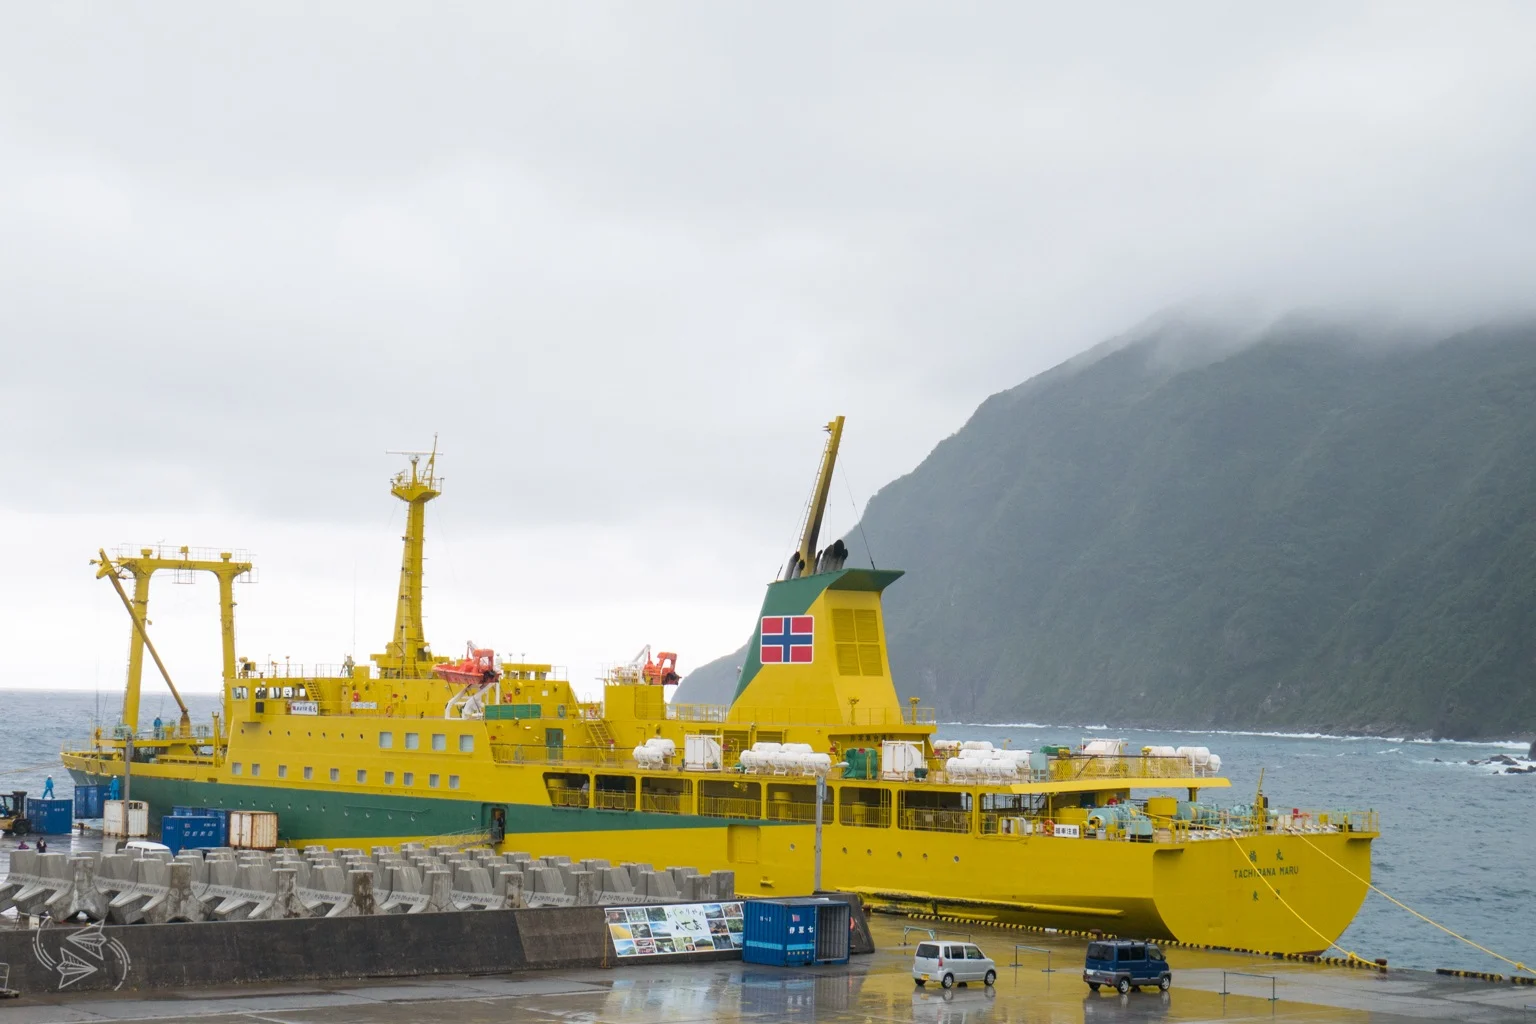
[65,760,1370,954]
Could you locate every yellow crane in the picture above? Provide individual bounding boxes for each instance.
[92,546,253,736]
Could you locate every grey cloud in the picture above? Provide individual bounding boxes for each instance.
[4,2,1535,540]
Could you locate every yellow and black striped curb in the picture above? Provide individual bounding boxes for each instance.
[1435,968,1504,982]
[900,911,1387,971]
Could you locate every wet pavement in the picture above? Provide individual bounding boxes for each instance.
[6,914,1534,1023]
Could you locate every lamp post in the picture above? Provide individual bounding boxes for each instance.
[815,760,848,893]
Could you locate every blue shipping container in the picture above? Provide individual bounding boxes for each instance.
[167,806,228,846]
[161,815,224,856]
[742,898,851,967]
[26,797,74,836]
[74,785,104,820]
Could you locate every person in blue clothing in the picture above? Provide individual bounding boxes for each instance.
[153,716,163,738]
[42,776,54,798]
[108,776,121,800]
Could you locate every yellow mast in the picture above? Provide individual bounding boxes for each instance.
[92,547,253,735]
[373,439,440,679]
[788,416,845,579]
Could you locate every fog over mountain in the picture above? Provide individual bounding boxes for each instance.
[3,5,1535,696]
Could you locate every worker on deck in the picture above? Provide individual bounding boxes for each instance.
[153,716,163,738]
[42,776,54,799]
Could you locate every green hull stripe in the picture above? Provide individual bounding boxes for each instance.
[67,771,787,843]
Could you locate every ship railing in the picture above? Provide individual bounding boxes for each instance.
[765,800,818,823]
[666,703,731,723]
[639,793,686,814]
[1051,754,1221,782]
[489,743,622,767]
[683,704,937,727]
[235,663,352,681]
[898,809,970,834]
[547,788,589,809]
[700,796,761,819]
[592,790,637,812]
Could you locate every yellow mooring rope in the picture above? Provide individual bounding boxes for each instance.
[1227,836,1369,964]
[1298,834,1533,978]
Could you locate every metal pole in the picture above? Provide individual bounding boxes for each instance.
[814,773,825,892]
[123,735,133,807]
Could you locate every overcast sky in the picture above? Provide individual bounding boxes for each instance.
[4,3,1534,701]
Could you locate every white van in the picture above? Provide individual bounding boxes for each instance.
[912,941,997,989]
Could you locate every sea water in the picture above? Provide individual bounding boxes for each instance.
[949,721,1535,976]
[0,689,1530,974]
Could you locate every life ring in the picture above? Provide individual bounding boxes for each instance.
[1042,819,1055,836]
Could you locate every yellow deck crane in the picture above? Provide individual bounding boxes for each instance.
[92,546,253,738]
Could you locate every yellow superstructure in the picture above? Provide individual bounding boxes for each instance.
[61,420,1376,954]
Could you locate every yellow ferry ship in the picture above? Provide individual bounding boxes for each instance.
[62,422,1376,953]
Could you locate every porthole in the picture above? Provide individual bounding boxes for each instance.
[953,855,960,863]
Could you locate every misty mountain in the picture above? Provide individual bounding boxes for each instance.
[676,319,1536,739]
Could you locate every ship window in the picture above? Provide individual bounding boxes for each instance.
[231,762,243,776]
[405,732,420,750]
[379,732,394,749]
[839,786,892,828]
[356,769,367,783]
[459,735,474,753]
[700,779,761,819]
[384,771,395,785]
[303,767,313,781]
[277,765,287,779]
[432,734,447,751]
[429,774,440,788]
[403,772,414,787]
[329,768,340,782]
[448,775,460,789]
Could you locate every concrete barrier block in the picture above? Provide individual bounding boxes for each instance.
[44,855,107,922]
[501,870,526,910]
[0,849,39,912]
[708,870,735,900]
[349,869,376,916]
[638,870,678,901]
[570,869,597,906]
[667,866,699,890]
[423,869,452,913]
[146,860,207,924]
[683,874,711,903]
[624,862,654,888]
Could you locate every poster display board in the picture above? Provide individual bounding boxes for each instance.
[605,901,746,957]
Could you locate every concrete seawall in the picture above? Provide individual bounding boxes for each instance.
[0,907,616,994]
[1,894,873,996]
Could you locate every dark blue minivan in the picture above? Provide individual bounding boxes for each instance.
[1083,940,1171,993]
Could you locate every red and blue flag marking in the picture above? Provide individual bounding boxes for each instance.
[761,615,814,664]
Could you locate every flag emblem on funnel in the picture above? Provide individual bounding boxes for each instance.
[761,616,814,664]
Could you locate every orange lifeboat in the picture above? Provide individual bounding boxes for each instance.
[432,642,500,686]
[642,651,681,686]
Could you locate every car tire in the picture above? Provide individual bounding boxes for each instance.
[1159,975,1171,992]
[1116,977,1131,994]
[914,979,925,987]
[942,974,955,989]
[1088,982,1101,992]
[984,970,996,986]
